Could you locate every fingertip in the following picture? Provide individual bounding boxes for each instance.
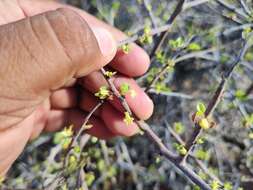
[85,117,116,140]
[111,44,150,77]
[92,27,117,64]
[113,77,154,120]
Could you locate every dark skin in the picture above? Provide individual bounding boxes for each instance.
[0,0,153,175]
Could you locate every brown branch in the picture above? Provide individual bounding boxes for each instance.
[150,0,186,58]
[99,68,211,190]
[64,101,103,167]
[165,121,222,184]
[145,47,217,92]
[117,0,185,48]
[181,39,251,163]
[245,83,253,97]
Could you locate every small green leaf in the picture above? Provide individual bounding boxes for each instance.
[120,83,130,96]
[196,137,205,144]
[139,25,153,45]
[121,44,131,54]
[187,42,201,51]
[173,122,185,135]
[195,149,210,160]
[196,102,206,115]
[211,180,221,190]
[224,182,233,190]
[169,37,185,50]
[235,89,247,101]
[85,172,95,187]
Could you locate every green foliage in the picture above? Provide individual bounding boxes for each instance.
[53,126,73,149]
[168,37,185,50]
[196,102,206,116]
[173,122,185,135]
[155,50,166,63]
[121,43,131,54]
[243,113,253,127]
[235,89,247,101]
[196,138,205,144]
[242,27,252,39]
[155,82,171,93]
[224,182,233,190]
[174,143,187,156]
[120,83,130,96]
[245,50,253,62]
[195,149,210,161]
[187,42,202,51]
[193,185,201,190]
[210,180,221,190]
[248,132,253,139]
[112,1,120,11]
[139,25,153,45]
[85,172,95,187]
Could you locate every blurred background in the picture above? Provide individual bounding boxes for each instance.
[2,0,253,189]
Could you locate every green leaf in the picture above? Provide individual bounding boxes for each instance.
[224,182,233,190]
[168,37,185,50]
[112,2,120,11]
[121,44,131,54]
[195,149,210,161]
[211,180,221,190]
[120,83,130,95]
[173,122,185,135]
[85,172,95,186]
[187,42,201,51]
[235,90,247,101]
[196,102,206,115]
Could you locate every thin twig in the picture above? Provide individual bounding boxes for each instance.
[148,89,194,100]
[143,0,157,28]
[150,0,186,58]
[216,0,249,19]
[64,101,103,166]
[145,48,217,92]
[181,38,252,163]
[245,83,253,97]
[99,68,212,190]
[238,0,252,16]
[165,121,222,184]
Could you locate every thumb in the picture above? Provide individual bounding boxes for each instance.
[0,8,116,129]
[0,8,117,94]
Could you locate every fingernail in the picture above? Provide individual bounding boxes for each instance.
[93,27,116,57]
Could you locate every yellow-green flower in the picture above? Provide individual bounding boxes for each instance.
[121,44,131,54]
[123,112,134,125]
[139,25,153,44]
[198,118,209,130]
[95,86,110,99]
[105,71,117,78]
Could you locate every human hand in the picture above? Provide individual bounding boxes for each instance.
[0,0,153,176]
